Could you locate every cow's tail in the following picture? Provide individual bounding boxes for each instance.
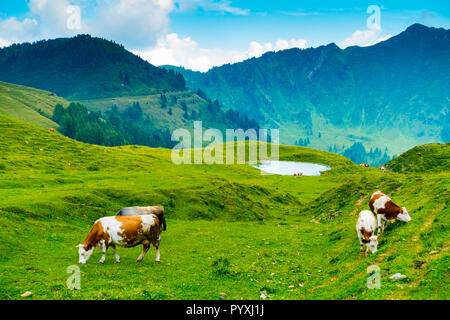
[162,216,167,231]
[159,208,166,231]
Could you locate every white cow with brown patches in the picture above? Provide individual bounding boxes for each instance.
[76,215,163,264]
[369,191,411,234]
[356,210,379,256]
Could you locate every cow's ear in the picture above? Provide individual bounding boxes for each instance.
[75,244,83,248]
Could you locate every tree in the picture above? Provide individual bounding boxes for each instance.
[160,94,167,109]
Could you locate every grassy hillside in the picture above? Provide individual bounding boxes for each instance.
[385,143,450,173]
[0,81,68,129]
[0,114,448,300]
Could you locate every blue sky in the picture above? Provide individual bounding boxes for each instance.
[0,0,449,71]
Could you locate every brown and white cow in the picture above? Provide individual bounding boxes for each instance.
[76,215,163,264]
[369,191,412,234]
[356,210,378,256]
[116,206,166,231]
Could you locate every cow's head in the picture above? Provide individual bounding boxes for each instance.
[368,235,378,254]
[76,243,94,264]
[397,207,412,222]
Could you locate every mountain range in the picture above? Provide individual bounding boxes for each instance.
[0,24,448,164]
[166,24,450,158]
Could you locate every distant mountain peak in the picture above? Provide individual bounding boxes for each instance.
[405,23,430,32]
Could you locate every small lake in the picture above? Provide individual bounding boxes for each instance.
[251,161,330,176]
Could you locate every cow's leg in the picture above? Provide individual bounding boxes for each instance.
[152,239,161,263]
[365,246,369,257]
[381,217,387,232]
[99,241,108,264]
[153,240,160,262]
[377,214,383,234]
[137,241,150,262]
[358,235,364,253]
[110,244,120,263]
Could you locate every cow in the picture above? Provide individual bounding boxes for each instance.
[76,215,163,264]
[356,210,379,256]
[380,166,386,173]
[49,128,55,132]
[359,163,370,167]
[369,191,412,234]
[116,206,166,232]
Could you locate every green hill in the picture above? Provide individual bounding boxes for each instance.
[0,114,448,299]
[0,81,68,129]
[385,143,450,173]
[168,24,450,159]
[0,35,185,100]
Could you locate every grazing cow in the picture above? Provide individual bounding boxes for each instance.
[76,215,163,264]
[359,163,370,167]
[117,206,166,231]
[380,166,386,173]
[356,210,379,256]
[49,128,55,132]
[369,191,411,234]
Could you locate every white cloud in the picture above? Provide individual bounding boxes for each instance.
[133,33,307,72]
[0,38,12,48]
[93,0,174,47]
[0,0,175,48]
[0,17,39,44]
[339,28,392,49]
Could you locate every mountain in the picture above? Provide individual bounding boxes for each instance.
[167,24,450,158]
[0,36,260,148]
[0,34,186,100]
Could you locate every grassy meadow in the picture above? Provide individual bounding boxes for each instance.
[0,114,448,300]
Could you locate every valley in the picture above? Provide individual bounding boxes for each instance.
[0,114,447,299]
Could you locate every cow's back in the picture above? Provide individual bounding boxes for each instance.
[99,215,159,247]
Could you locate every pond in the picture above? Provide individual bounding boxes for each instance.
[251,161,330,176]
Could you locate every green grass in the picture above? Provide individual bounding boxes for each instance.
[0,81,69,129]
[0,114,448,300]
[385,143,450,173]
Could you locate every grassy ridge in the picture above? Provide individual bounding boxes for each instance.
[0,81,68,129]
[0,114,448,299]
[385,143,450,173]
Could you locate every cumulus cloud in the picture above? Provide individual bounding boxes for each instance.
[0,0,174,47]
[92,0,174,47]
[338,28,392,49]
[133,33,307,71]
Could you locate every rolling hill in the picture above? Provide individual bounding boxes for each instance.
[0,113,448,299]
[384,143,450,173]
[167,24,450,158]
[0,81,68,129]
